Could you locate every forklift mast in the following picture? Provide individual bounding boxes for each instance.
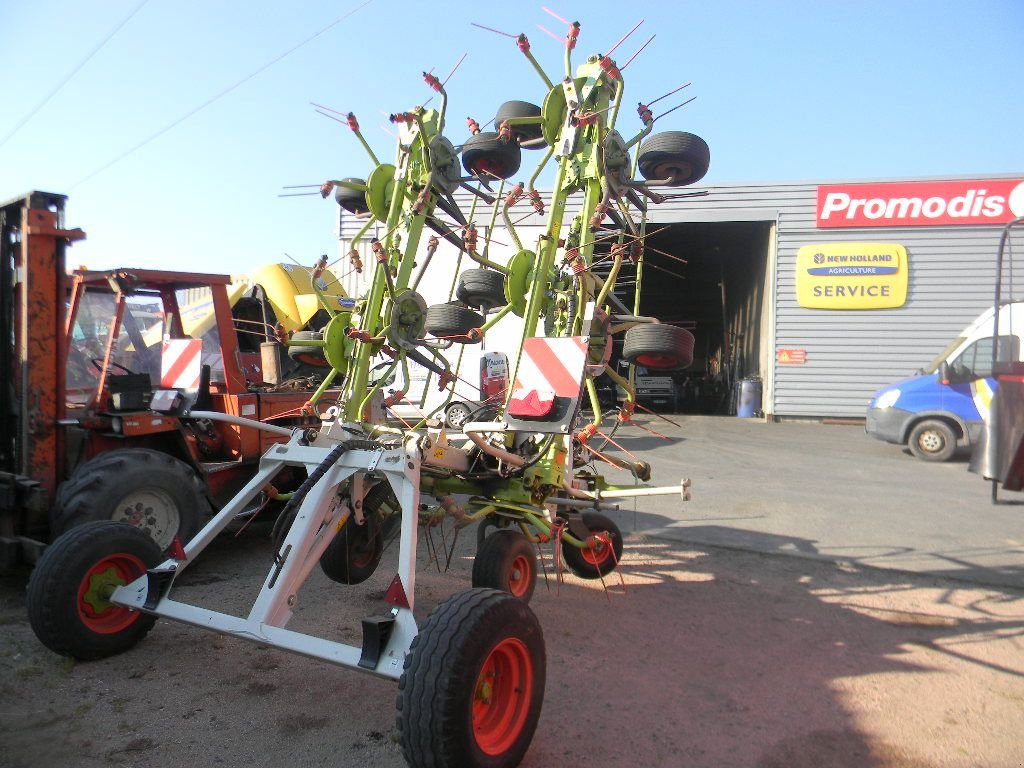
[0,191,85,544]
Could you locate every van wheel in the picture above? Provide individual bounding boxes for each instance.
[908,419,957,462]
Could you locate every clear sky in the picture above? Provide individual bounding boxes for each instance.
[2,0,1021,276]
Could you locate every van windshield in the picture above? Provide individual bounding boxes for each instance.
[921,337,966,374]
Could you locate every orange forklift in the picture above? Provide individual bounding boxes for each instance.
[1,191,341,568]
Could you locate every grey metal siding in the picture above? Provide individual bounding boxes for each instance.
[647,176,1021,418]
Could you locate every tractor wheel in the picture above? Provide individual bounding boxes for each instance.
[637,131,710,187]
[461,132,521,180]
[287,330,329,367]
[622,324,695,370]
[320,482,398,584]
[334,177,369,215]
[456,269,507,311]
[908,419,957,462]
[52,449,208,552]
[396,588,545,768]
[27,521,161,660]
[472,530,537,603]
[493,101,544,147]
[560,512,623,580]
[425,304,483,343]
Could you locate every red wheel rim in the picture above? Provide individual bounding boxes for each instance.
[77,553,147,634]
[471,158,509,177]
[473,637,533,756]
[634,353,678,368]
[506,554,533,598]
[348,527,377,569]
[582,532,613,567]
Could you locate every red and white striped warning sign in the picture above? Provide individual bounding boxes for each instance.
[508,337,588,418]
[160,338,203,390]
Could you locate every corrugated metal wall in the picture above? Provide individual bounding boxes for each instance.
[649,175,1020,418]
[339,174,1021,420]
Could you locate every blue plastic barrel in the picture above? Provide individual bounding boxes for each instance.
[736,377,762,418]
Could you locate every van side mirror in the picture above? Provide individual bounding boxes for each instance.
[938,360,951,385]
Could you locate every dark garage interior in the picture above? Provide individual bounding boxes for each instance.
[598,220,773,413]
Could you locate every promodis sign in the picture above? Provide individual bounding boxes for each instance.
[816,179,1024,228]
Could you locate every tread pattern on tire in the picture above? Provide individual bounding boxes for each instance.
[396,588,545,768]
[27,521,161,660]
[622,324,695,370]
[637,131,710,187]
[472,529,537,603]
[425,304,484,343]
[52,449,210,549]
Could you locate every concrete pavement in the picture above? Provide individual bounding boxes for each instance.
[603,414,1024,589]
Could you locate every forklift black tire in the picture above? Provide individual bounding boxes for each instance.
[559,512,623,579]
[425,304,484,343]
[52,449,208,553]
[637,131,710,187]
[334,177,369,215]
[461,132,522,180]
[396,588,545,768]
[493,100,544,146]
[287,330,330,367]
[622,324,695,370]
[456,269,507,311]
[27,521,161,660]
[908,419,957,462]
[319,482,398,584]
[472,530,537,603]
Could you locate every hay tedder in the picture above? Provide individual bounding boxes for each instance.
[28,15,709,767]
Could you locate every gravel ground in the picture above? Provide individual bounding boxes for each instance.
[3,520,1023,768]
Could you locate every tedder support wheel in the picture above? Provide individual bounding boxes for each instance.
[908,419,957,462]
[51,449,209,552]
[320,482,398,584]
[334,177,369,215]
[425,304,484,343]
[461,132,522,180]
[560,512,624,579]
[622,324,695,370]
[27,521,161,660]
[637,131,711,187]
[472,530,538,603]
[287,330,329,367]
[456,269,507,311]
[397,588,546,768]
[493,100,544,147]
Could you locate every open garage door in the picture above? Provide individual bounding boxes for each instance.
[598,220,775,415]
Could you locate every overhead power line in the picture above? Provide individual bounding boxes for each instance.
[0,0,151,151]
[69,0,375,191]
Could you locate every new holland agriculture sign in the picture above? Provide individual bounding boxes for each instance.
[816,179,1024,228]
[796,243,908,309]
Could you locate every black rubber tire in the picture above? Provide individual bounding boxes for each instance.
[27,521,161,660]
[396,588,545,768]
[622,324,695,370]
[493,101,544,147]
[456,269,507,310]
[560,512,623,580]
[637,131,710,187]
[461,132,521,180]
[425,304,483,343]
[319,482,398,584]
[908,419,957,462]
[334,177,369,215]
[52,449,208,552]
[287,330,329,367]
[472,530,537,603]
[444,402,472,430]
